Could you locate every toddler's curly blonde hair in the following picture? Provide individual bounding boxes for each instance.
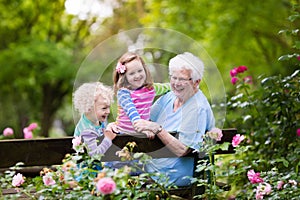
[73,82,114,114]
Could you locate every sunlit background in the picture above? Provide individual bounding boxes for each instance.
[0,0,298,138]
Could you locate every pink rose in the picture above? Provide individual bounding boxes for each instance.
[263,183,272,194]
[247,169,264,184]
[23,127,33,139]
[43,173,56,186]
[232,134,245,147]
[207,127,223,141]
[243,76,253,84]
[62,161,77,172]
[231,77,239,85]
[96,177,116,195]
[255,191,264,200]
[288,179,297,186]
[3,127,14,136]
[277,180,284,189]
[27,123,38,131]
[12,173,25,187]
[230,68,238,77]
[256,183,272,199]
[72,136,81,149]
[237,65,248,73]
[297,128,300,137]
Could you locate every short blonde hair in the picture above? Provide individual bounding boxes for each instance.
[73,82,114,114]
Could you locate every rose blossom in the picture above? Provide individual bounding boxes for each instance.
[255,191,263,200]
[277,180,284,189]
[247,169,264,184]
[3,127,14,136]
[12,173,25,187]
[72,136,81,149]
[231,77,239,85]
[232,134,245,147]
[96,177,116,195]
[297,128,300,137]
[288,179,297,186]
[230,68,238,77]
[43,173,56,186]
[255,183,272,199]
[27,123,38,131]
[62,161,77,172]
[243,76,253,84]
[207,127,223,141]
[237,65,248,73]
[23,127,33,139]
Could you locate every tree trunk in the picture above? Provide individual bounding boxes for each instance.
[41,81,69,137]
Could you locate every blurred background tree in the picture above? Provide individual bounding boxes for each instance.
[141,0,298,79]
[0,0,298,137]
[0,0,96,137]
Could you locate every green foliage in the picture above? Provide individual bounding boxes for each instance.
[0,0,94,137]
[192,130,231,199]
[223,69,299,199]
[225,4,300,173]
[0,39,75,137]
[202,5,300,198]
[226,69,300,170]
[141,0,295,77]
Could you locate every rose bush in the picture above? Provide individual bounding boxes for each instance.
[1,122,39,140]
[0,139,177,199]
[193,10,300,197]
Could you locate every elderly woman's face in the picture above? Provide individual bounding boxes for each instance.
[169,69,196,100]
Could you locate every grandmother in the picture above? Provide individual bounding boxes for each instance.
[134,52,215,186]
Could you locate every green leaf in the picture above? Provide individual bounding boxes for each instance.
[219,142,230,151]
[293,41,300,49]
[288,14,300,22]
[271,158,289,167]
[278,54,294,61]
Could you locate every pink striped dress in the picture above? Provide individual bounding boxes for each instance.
[116,83,170,134]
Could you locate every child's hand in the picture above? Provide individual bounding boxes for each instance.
[106,122,119,134]
[104,130,117,140]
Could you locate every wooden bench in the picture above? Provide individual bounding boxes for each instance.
[0,128,237,199]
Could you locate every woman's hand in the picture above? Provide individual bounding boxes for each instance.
[134,119,161,134]
[143,130,155,140]
[133,119,155,139]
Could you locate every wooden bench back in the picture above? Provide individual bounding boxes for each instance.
[0,128,237,169]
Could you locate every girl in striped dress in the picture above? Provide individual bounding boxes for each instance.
[112,52,169,138]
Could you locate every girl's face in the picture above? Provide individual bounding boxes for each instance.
[125,59,146,90]
[94,96,111,123]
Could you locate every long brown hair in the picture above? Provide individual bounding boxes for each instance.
[113,52,153,93]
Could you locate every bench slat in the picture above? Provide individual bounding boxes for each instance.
[0,137,74,168]
[0,129,237,169]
